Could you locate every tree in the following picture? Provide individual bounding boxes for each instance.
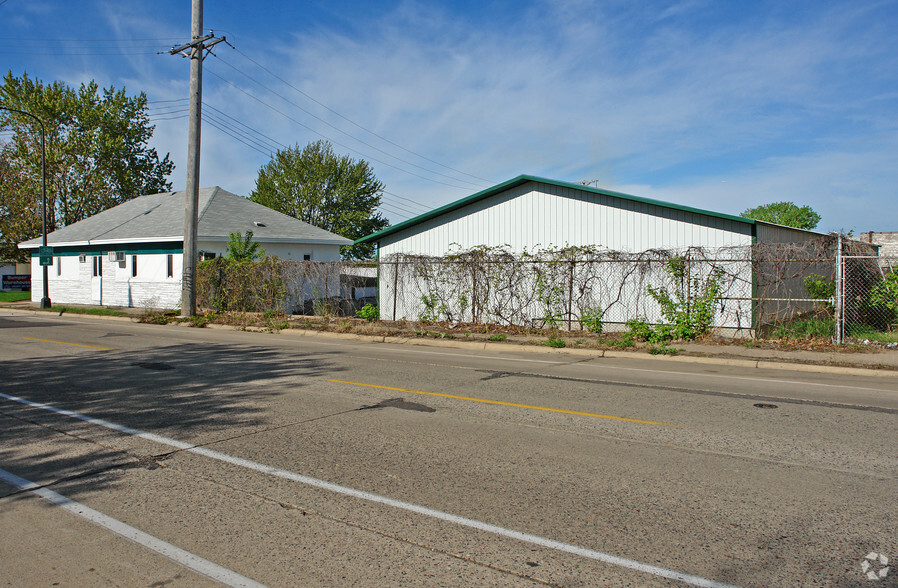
[0,72,174,261]
[226,231,265,261]
[250,140,389,259]
[740,202,821,230]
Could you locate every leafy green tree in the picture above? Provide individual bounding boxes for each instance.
[740,202,821,230]
[0,71,174,261]
[226,231,265,261]
[250,140,389,259]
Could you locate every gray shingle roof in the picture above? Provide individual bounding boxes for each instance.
[19,187,352,248]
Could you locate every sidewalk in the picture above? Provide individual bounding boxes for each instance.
[2,301,897,375]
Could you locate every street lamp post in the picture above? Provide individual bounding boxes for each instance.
[0,106,51,308]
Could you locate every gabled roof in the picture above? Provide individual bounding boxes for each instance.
[356,175,757,245]
[20,187,351,249]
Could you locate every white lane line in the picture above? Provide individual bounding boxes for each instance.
[0,467,265,588]
[0,392,736,588]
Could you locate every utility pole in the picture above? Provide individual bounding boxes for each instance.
[169,0,224,317]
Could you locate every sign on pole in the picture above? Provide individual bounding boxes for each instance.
[38,245,53,267]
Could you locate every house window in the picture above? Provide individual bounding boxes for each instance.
[132,255,138,277]
[56,257,61,276]
[303,254,311,261]
[199,251,216,261]
[166,254,173,278]
[93,256,102,277]
[79,255,87,263]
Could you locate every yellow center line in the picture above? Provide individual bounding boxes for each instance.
[329,379,679,427]
[23,337,114,351]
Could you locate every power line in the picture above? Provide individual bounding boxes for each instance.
[204,111,279,154]
[225,44,496,186]
[0,49,162,55]
[0,36,183,42]
[146,106,190,116]
[203,103,285,149]
[203,116,272,157]
[383,190,432,212]
[203,67,477,191]
[377,198,427,217]
[377,204,415,220]
[211,54,486,190]
[148,114,189,122]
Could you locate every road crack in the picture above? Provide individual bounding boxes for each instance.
[164,467,561,587]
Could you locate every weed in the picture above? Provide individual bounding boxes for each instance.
[610,333,636,349]
[772,318,834,340]
[187,312,215,328]
[580,306,604,333]
[488,333,507,341]
[355,303,380,322]
[849,326,898,343]
[545,335,566,348]
[50,305,129,317]
[648,343,679,355]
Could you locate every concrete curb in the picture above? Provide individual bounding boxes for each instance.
[4,305,896,377]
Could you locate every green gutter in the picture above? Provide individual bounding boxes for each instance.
[356,174,757,245]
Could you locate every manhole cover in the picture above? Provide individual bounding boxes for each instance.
[132,362,174,371]
[753,403,778,409]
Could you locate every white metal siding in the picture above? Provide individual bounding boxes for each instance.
[376,181,755,330]
[379,181,753,257]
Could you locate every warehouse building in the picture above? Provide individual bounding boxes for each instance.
[356,175,827,330]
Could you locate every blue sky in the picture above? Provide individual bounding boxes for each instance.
[1,0,896,232]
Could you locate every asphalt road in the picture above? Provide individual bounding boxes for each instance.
[0,311,895,587]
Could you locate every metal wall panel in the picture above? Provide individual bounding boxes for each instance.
[379,181,753,257]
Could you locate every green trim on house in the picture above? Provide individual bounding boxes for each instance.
[30,242,184,257]
[356,175,757,245]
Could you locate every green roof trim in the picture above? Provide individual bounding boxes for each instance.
[356,174,756,245]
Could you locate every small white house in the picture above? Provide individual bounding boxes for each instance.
[18,187,351,308]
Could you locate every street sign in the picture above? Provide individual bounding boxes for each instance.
[38,245,53,267]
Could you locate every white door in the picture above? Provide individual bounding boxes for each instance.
[91,256,102,304]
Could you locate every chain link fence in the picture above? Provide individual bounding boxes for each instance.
[195,237,897,343]
[838,253,898,343]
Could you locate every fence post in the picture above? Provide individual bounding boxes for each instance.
[392,260,399,321]
[835,234,843,345]
[567,260,574,330]
[471,265,477,324]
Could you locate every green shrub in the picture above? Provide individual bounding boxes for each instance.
[630,257,724,342]
[545,336,566,348]
[580,306,604,333]
[869,270,898,313]
[355,303,380,321]
[803,274,835,312]
[418,293,445,322]
[488,333,507,341]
